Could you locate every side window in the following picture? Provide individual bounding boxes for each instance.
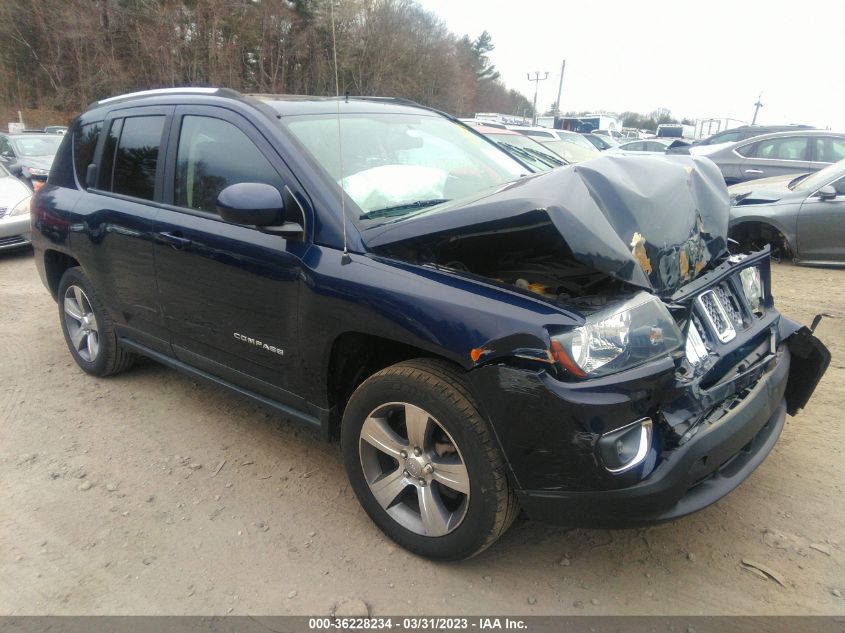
[72,121,102,187]
[112,115,165,200]
[174,115,282,214]
[97,118,123,190]
[625,142,644,151]
[814,137,845,163]
[833,177,845,196]
[756,137,807,161]
[735,141,758,157]
[0,136,13,157]
[645,142,665,152]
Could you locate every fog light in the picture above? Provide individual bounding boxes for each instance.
[598,418,652,473]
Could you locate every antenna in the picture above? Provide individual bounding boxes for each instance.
[330,0,351,265]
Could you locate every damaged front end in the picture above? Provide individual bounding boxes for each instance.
[364,154,830,526]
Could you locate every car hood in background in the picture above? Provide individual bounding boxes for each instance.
[0,175,32,206]
[727,173,804,202]
[364,154,730,295]
[18,155,55,171]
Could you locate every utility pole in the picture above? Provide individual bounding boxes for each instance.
[527,71,549,126]
[554,60,566,126]
[752,93,763,125]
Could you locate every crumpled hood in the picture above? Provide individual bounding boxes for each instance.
[364,154,730,295]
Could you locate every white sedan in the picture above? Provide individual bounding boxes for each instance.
[0,163,33,251]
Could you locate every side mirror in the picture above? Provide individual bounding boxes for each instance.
[85,163,97,188]
[817,184,837,201]
[216,182,304,240]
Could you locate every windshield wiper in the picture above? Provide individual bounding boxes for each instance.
[359,198,450,220]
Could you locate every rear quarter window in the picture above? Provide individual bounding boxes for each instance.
[46,131,76,189]
[73,122,102,188]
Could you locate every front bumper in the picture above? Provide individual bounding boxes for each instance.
[0,214,32,250]
[469,325,829,528]
[518,345,790,527]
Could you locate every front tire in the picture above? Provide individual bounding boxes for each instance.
[57,267,136,377]
[341,359,518,560]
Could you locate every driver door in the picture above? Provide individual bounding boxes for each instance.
[153,105,309,409]
[796,176,845,262]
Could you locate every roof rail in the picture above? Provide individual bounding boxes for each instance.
[86,87,240,111]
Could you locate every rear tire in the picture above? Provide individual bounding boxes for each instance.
[57,267,136,377]
[341,358,518,560]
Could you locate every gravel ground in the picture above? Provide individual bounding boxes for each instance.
[0,248,843,615]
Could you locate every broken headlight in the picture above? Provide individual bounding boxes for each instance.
[739,266,763,314]
[551,293,682,377]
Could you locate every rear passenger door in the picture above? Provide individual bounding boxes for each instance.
[739,136,811,181]
[75,106,173,353]
[153,105,307,409]
[809,136,845,171]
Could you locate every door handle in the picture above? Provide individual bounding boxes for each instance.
[744,169,764,174]
[156,231,192,249]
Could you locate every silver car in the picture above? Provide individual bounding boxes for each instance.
[0,163,33,250]
[697,129,845,185]
[728,158,845,263]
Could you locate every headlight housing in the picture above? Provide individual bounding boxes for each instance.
[24,166,49,177]
[9,196,31,217]
[551,293,682,378]
[739,266,763,315]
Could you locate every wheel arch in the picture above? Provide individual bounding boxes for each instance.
[729,218,795,258]
[43,249,81,300]
[324,331,462,441]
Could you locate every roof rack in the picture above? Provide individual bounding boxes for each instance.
[86,87,242,111]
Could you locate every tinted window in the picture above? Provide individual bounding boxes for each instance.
[735,141,757,157]
[814,137,845,163]
[97,119,123,190]
[834,177,845,195]
[0,136,13,157]
[756,137,808,161]
[644,141,667,152]
[623,142,644,151]
[73,122,102,187]
[112,116,164,199]
[175,115,281,213]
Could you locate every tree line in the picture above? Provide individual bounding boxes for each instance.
[0,0,533,124]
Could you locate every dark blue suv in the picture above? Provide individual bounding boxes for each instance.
[31,88,829,560]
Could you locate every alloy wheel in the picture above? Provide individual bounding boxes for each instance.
[358,401,470,537]
[63,284,100,362]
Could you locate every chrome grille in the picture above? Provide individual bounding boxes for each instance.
[697,289,737,343]
[714,283,744,328]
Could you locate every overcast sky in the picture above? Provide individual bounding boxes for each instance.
[417,0,843,129]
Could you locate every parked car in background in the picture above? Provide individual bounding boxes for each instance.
[0,132,63,190]
[538,138,601,163]
[44,125,68,135]
[700,130,845,185]
[670,124,816,156]
[0,163,33,251]
[728,159,845,263]
[606,138,675,155]
[582,132,619,151]
[694,124,813,148]
[474,125,568,172]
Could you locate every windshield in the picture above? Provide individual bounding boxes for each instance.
[556,131,596,150]
[791,158,845,192]
[542,139,600,164]
[486,133,566,172]
[283,112,526,219]
[12,135,62,157]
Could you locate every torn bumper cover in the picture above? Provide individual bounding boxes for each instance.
[467,322,829,528]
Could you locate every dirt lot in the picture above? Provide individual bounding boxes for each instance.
[0,248,843,615]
